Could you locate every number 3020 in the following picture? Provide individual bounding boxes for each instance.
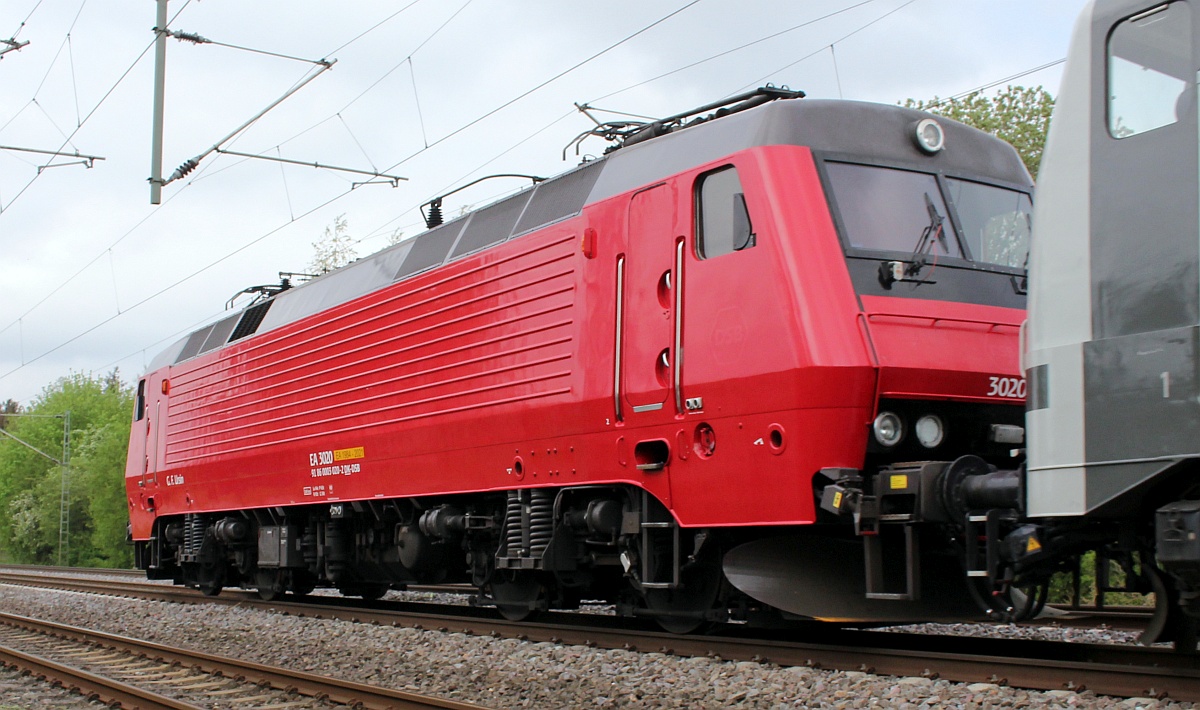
[987,376,1026,399]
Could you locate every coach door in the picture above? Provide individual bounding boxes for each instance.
[620,183,681,420]
[1082,2,1200,473]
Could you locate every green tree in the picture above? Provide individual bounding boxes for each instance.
[310,213,357,273]
[0,399,18,430]
[0,371,133,567]
[906,85,1055,178]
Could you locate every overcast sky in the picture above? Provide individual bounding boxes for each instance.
[0,0,1089,404]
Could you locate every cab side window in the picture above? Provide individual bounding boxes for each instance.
[696,166,754,259]
[135,380,146,421]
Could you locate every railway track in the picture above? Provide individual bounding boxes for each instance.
[0,610,486,710]
[3,567,1199,702]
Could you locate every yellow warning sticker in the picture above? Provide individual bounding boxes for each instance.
[1026,536,1042,553]
[889,474,909,490]
[334,447,365,461]
[832,491,844,509]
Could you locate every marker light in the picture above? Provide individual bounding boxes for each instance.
[872,412,904,447]
[913,118,945,154]
[915,414,945,448]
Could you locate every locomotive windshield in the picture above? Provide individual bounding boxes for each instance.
[944,177,1031,269]
[825,161,1031,271]
[825,163,962,258]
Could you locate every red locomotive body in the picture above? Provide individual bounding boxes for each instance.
[127,92,1032,626]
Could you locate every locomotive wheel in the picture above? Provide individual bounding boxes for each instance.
[643,548,726,634]
[256,570,285,601]
[290,572,317,599]
[194,560,225,597]
[643,570,723,633]
[492,572,545,621]
[356,584,389,601]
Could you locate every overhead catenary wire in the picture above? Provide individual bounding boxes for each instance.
[7,0,46,41]
[151,2,447,198]
[277,147,295,221]
[0,183,357,381]
[184,0,440,164]
[0,0,194,218]
[337,113,379,173]
[399,0,476,149]
[923,58,1067,107]
[271,0,475,155]
[0,0,436,342]
[66,34,80,126]
[375,0,705,177]
[408,58,429,148]
[92,305,233,376]
[0,39,154,215]
[0,0,443,349]
[28,0,87,98]
[733,0,921,95]
[2,0,796,366]
[588,0,879,104]
[0,0,705,367]
[357,109,577,247]
[1,1,1060,394]
[30,99,76,149]
[324,0,425,57]
[830,44,844,99]
[0,0,702,379]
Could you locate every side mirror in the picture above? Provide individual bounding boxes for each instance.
[732,193,755,251]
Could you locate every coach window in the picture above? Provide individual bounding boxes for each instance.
[1108,2,1191,138]
[696,166,754,259]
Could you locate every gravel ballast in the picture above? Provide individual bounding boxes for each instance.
[0,582,1189,709]
[0,664,108,709]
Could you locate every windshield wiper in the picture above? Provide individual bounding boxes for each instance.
[1011,218,1031,295]
[878,192,946,288]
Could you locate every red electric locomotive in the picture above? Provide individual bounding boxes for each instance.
[126,88,1033,629]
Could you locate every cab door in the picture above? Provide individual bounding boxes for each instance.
[621,183,679,418]
[141,375,163,490]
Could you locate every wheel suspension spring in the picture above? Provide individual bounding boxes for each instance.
[183,514,205,558]
[504,491,523,556]
[528,490,554,558]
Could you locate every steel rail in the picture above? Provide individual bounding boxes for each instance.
[0,642,202,710]
[0,612,487,710]
[0,569,472,598]
[5,569,1198,701]
[0,563,144,577]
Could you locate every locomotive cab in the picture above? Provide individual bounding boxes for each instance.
[719,101,1035,623]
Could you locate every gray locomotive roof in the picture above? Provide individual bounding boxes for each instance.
[590,98,1032,201]
[148,97,1030,374]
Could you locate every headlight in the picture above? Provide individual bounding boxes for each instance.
[872,412,904,447]
[913,117,945,154]
[915,414,945,448]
